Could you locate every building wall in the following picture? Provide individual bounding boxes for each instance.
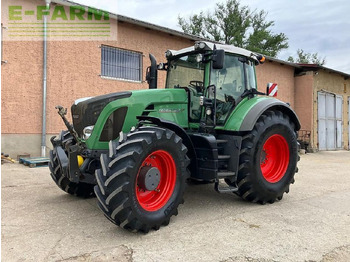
[311,70,350,150]
[2,0,297,158]
[2,0,349,157]
[294,73,314,150]
[1,0,194,157]
[294,73,314,132]
[255,60,296,109]
[2,24,194,134]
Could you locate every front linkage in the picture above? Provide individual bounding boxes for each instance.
[49,106,101,196]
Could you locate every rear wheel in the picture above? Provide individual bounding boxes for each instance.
[94,126,189,232]
[236,110,299,204]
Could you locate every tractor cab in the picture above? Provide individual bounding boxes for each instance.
[150,41,265,129]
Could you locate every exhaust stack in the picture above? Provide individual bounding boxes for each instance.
[146,54,158,89]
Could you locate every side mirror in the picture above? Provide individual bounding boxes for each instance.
[146,54,158,89]
[212,49,225,69]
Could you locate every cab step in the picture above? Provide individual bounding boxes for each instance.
[217,171,235,179]
[216,139,228,144]
[215,171,238,193]
[214,181,238,193]
[218,155,230,160]
[218,154,230,170]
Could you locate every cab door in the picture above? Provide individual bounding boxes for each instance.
[210,54,256,125]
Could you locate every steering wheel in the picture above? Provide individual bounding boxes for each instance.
[189,81,204,93]
[224,94,236,105]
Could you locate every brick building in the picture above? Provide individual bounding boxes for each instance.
[258,60,350,151]
[1,0,349,157]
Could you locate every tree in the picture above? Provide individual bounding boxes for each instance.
[287,49,326,65]
[245,10,288,57]
[178,0,288,57]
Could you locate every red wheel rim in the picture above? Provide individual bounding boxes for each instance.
[260,134,290,183]
[135,150,176,212]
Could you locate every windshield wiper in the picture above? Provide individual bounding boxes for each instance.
[240,88,266,99]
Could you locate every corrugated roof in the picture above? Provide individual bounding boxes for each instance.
[51,0,350,79]
[297,64,350,79]
[51,0,206,42]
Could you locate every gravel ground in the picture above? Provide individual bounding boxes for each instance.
[1,150,350,262]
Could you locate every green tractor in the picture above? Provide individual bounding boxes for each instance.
[49,41,300,233]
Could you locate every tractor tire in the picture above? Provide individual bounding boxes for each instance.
[49,131,95,198]
[94,126,190,233]
[235,110,299,204]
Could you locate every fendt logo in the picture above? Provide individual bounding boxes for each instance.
[3,2,115,41]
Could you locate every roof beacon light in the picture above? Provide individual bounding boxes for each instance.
[257,55,266,64]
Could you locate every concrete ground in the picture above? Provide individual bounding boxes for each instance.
[1,151,350,262]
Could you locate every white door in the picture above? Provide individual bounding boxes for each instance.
[348,97,350,150]
[335,95,343,149]
[325,93,336,150]
[318,92,327,150]
[317,92,342,150]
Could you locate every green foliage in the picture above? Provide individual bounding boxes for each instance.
[178,12,207,39]
[287,49,326,65]
[245,10,288,57]
[178,0,288,57]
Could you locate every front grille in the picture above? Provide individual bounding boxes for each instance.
[71,91,131,137]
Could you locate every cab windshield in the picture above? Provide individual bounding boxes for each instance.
[165,53,205,89]
[166,53,205,121]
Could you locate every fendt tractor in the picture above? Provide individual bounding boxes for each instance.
[49,41,300,233]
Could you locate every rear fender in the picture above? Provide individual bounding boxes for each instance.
[240,99,301,131]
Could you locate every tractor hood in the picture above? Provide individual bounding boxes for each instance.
[83,88,188,150]
[71,91,131,137]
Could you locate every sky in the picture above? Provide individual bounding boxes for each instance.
[73,0,350,74]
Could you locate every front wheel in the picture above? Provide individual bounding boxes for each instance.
[235,110,299,204]
[94,126,189,232]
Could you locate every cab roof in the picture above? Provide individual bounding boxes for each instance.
[167,41,259,63]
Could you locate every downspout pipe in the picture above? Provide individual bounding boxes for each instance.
[41,0,51,157]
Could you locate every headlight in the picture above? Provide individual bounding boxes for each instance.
[196,54,203,63]
[158,63,165,70]
[83,125,94,140]
[165,50,172,58]
[195,42,207,50]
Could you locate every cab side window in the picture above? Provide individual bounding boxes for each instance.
[210,54,245,125]
[211,54,244,103]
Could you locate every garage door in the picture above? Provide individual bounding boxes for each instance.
[348,96,350,149]
[336,95,343,149]
[317,92,343,150]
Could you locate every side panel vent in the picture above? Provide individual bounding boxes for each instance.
[100,107,128,142]
[142,104,155,116]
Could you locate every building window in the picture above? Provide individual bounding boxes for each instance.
[101,45,142,82]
